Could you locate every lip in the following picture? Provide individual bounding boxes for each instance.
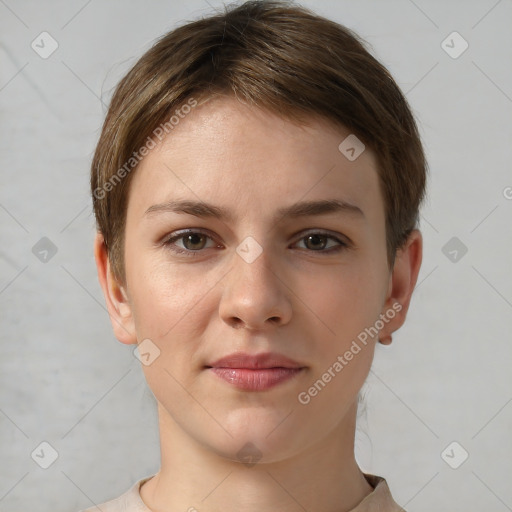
[207,351,304,369]
[208,367,304,391]
[205,352,306,391]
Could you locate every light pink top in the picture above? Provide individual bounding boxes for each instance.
[79,473,405,511]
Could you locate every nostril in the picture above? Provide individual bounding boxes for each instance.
[233,318,244,328]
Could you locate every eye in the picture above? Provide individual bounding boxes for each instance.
[293,232,347,253]
[162,230,219,256]
[161,229,348,257]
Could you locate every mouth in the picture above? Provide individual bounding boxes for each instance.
[205,351,306,391]
[206,367,304,391]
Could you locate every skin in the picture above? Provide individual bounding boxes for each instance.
[95,94,422,512]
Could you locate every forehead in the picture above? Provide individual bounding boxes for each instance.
[126,95,384,227]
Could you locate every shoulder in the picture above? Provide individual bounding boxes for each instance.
[353,473,406,512]
[76,475,154,512]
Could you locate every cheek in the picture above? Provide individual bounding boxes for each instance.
[129,263,211,397]
[129,262,211,339]
[292,269,382,419]
[295,261,386,345]
[126,254,226,395]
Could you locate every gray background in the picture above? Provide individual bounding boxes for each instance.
[1,0,511,511]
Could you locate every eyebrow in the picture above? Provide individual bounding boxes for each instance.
[144,198,364,222]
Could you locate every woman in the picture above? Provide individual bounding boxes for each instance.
[85,1,426,510]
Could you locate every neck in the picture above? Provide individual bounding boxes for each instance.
[140,400,374,512]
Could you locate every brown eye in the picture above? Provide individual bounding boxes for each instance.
[163,230,218,256]
[304,234,328,251]
[294,232,347,253]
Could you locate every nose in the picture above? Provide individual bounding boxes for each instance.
[218,243,293,331]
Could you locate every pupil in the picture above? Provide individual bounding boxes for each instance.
[307,235,325,250]
[187,234,204,249]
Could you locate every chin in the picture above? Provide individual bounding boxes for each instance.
[205,413,303,464]
[210,435,299,466]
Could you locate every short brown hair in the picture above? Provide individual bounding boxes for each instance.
[91,0,427,285]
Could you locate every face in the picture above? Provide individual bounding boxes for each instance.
[103,95,410,463]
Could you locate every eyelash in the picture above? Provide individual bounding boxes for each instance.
[161,229,348,257]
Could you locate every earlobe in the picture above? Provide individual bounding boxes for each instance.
[378,229,423,344]
[94,232,137,345]
[379,334,393,345]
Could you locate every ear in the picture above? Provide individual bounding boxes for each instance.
[94,231,137,345]
[378,229,423,345]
